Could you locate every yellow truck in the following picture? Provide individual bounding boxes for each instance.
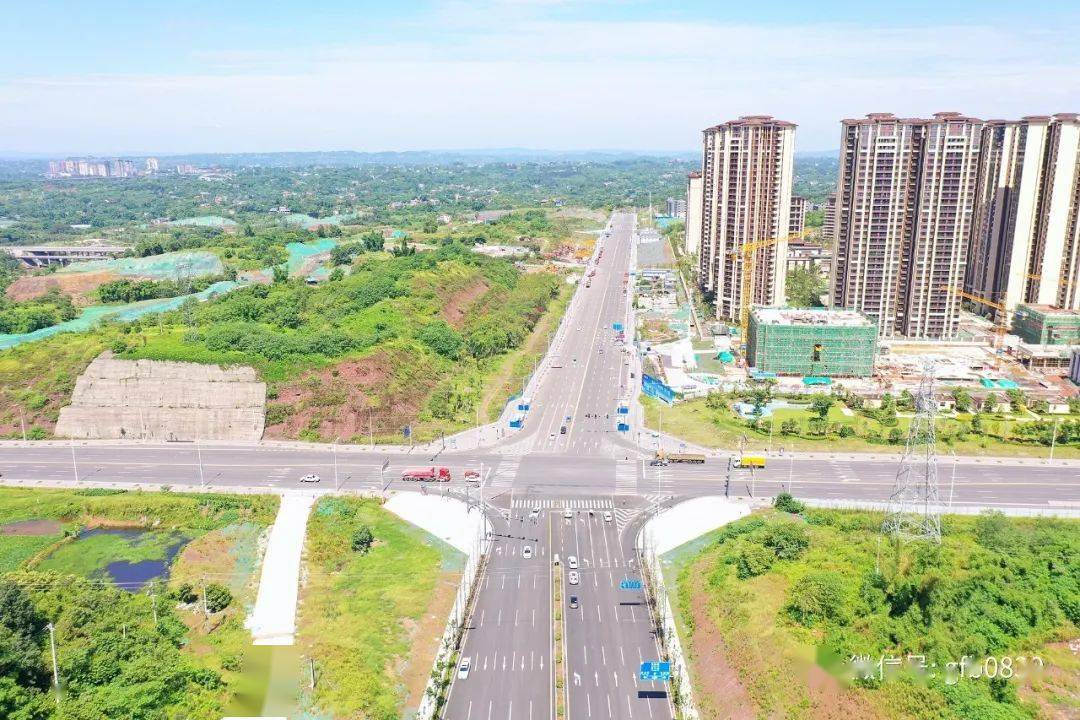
[736,455,766,469]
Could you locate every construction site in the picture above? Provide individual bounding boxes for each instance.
[746,307,877,378]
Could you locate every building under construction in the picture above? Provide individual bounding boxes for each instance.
[747,307,877,377]
[1012,304,1080,345]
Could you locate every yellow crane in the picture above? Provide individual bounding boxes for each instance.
[727,229,811,343]
[943,286,1009,348]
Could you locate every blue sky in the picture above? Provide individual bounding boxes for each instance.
[2,0,1079,154]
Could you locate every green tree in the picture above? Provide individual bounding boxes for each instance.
[780,419,800,435]
[784,267,827,307]
[362,231,385,252]
[951,387,973,413]
[809,393,834,420]
[204,583,232,613]
[351,525,374,553]
[1006,388,1027,413]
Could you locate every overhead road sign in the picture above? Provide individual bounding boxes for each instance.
[619,579,643,590]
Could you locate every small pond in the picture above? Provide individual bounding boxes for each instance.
[36,528,191,592]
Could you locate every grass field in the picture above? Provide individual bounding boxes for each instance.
[298,497,464,720]
[0,330,111,438]
[668,507,1080,720]
[34,527,189,578]
[643,396,1080,459]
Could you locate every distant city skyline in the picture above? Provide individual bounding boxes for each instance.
[2,1,1078,154]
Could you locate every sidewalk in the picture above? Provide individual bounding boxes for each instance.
[245,491,318,645]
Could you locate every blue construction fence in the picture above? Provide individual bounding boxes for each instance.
[642,373,676,405]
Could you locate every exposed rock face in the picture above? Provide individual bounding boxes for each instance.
[55,352,265,441]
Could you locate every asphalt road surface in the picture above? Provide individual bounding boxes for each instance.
[1,210,1077,720]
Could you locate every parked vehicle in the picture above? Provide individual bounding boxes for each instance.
[400,466,452,482]
[300,473,321,483]
[464,469,480,482]
[458,657,471,680]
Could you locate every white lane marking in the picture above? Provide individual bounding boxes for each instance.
[584,645,588,665]
[596,604,602,623]
[531,608,535,627]
[601,645,606,666]
[619,646,625,666]
[508,700,512,720]
[626,694,633,717]
[587,693,592,717]
[498,609,502,626]
[613,670,619,688]
[479,609,485,627]
[515,609,519,627]
[488,700,493,720]
[606,693,612,718]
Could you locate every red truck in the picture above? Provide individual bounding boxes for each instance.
[401,466,452,482]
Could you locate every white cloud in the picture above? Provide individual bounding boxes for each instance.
[2,14,1078,153]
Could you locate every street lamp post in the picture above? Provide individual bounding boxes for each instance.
[47,622,60,706]
[1049,418,1061,464]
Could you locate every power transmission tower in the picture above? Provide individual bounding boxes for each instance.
[882,362,942,543]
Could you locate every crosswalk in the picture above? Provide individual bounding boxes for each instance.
[511,497,615,510]
[614,461,638,494]
[487,457,520,488]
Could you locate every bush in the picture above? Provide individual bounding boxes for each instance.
[785,571,846,626]
[351,525,374,553]
[735,542,774,579]
[762,522,810,560]
[773,492,805,514]
[175,582,198,604]
[204,583,232,613]
[838,425,855,438]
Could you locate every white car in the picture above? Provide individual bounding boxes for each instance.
[300,474,321,483]
[458,657,471,680]
[567,556,578,570]
[523,546,533,559]
[563,508,573,519]
[568,571,580,585]
[603,511,613,523]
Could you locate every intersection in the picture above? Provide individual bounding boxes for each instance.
[1,211,1077,720]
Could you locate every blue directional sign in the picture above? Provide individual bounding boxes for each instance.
[616,405,629,415]
[613,322,624,332]
[619,579,643,590]
[639,661,671,682]
[616,422,630,432]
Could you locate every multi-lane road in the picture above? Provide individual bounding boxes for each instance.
[1,210,1077,720]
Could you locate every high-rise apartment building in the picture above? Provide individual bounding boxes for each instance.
[964,113,1080,320]
[685,171,703,256]
[822,192,837,243]
[829,112,983,339]
[789,195,806,237]
[665,197,687,218]
[697,115,796,321]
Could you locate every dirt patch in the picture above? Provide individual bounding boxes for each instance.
[264,349,444,442]
[6,270,118,304]
[439,280,490,329]
[0,519,63,536]
[401,571,461,711]
[684,562,756,720]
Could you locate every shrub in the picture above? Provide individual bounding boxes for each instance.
[351,525,374,553]
[175,583,198,604]
[762,522,810,560]
[735,542,774,579]
[204,583,232,613]
[785,571,846,626]
[773,492,805,514]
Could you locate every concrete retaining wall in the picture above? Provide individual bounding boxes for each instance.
[55,352,266,441]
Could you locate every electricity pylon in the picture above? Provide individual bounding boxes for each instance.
[882,362,942,543]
